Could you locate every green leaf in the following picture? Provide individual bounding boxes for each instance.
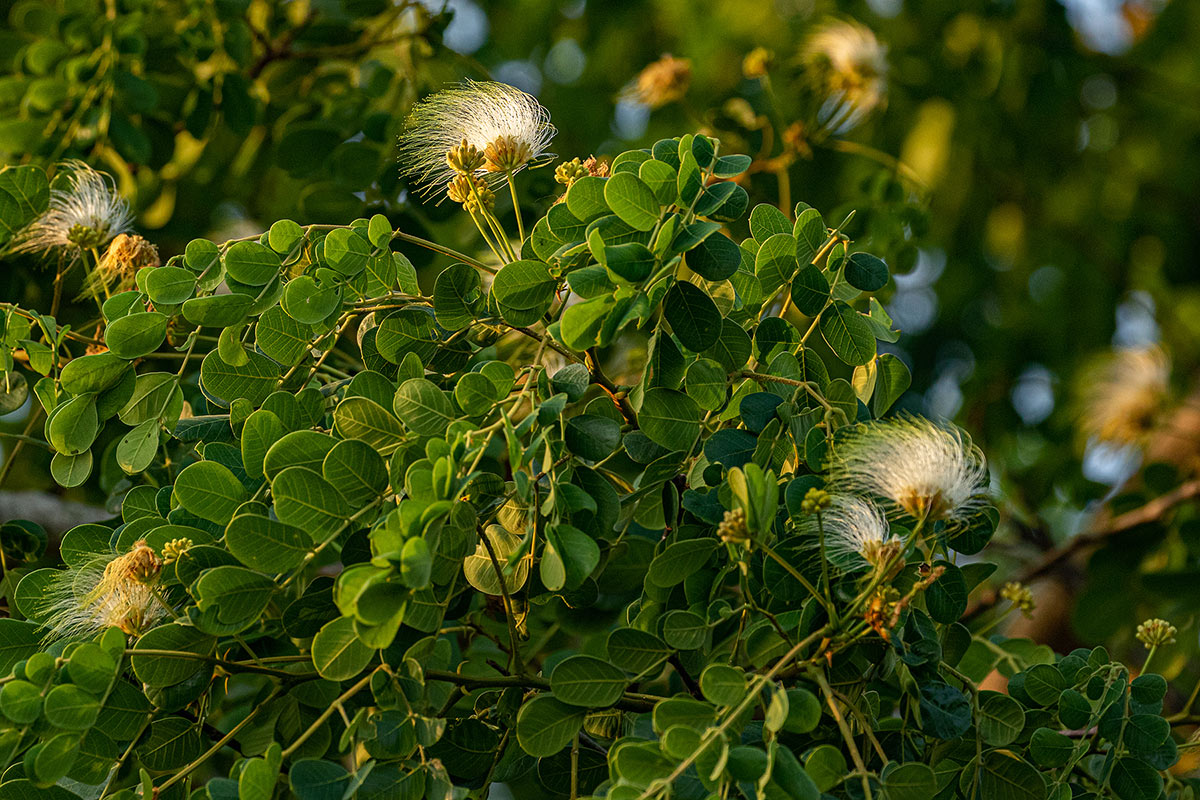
[289,759,350,800]
[51,451,93,487]
[226,514,310,572]
[516,695,585,757]
[433,263,482,331]
[639,388,701,450]
[698,664,746,707]
[565,175,610,222]
[684,358,727,411]
[638,159,677,205]
[106,312,168,360]
[686,231,741,281]
[323,228,371,276]
[0,164,49,248]
[199,349,280,407]
[1109,757,1163,800]
[844,252,889,292]
[819,301,876,366]
[312,617,375,681]
[393,378,455,436]
[978,691,1027,746]
[268,219,305,253]
[755,233,799,296]
[664,281,722,352]
[604,241,657,282]
[0,680,43,724]
[174,461,247,525]
[272,467,350,538]
[782,688,822,734]
[116,419,159,474]
[661,609,707,650]
[550,655,627,707]
[606,628,672,675]
[282,276,341,325]
[323,439,388,510]
[790,264,830,316]
[60,352,129,395]
[872,354,911,416]
[42,684,99,730]
[978,750,1047,800]
[144,267,197,305]
[48,396,98,455]
[182,293,254,327]
[604,172,659,231]
[647,538,717,588]
[918,682,971,739]
[749,203,791,243]
[224,241,281,286]
[1029,727,1074,767]
[564,415,620,461]
[882,763,936,800]
[926,561,968,622]
[193,566,276,634]
[333,396,406,455]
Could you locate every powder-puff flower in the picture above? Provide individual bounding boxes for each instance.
[807,494,900,570]
[827,415,988,524]
[398,81,556,197]
[40,540,166,641]
[623,54,692,109]
[10,160,133,257]
[1076,345,1169,447]
[801,19,888,134]
[79,232,160,300]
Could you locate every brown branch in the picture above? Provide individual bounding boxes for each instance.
[965,479,1200,621]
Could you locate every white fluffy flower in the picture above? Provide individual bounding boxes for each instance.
[10,160,132,257]
[828,415,988,524]
[1077,345,1169,447]
[398,80,556,197]
[801,19,888,134]
[40,541,166,641]
[811,495,898,569]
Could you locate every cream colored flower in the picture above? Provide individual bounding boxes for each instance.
[41,540,166,640]
[805,494,899,569]
[1077,345,1169,447]
[827,415,988,524]
[79,232,160,300]
[10,160,133,257]
[398,81,556,197]
[801,19,888,134]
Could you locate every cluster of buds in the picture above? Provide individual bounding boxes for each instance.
[161,537,193,564]
[447,174,495,214]
[483,134,534,173]
[446,138,486,174]
[1136,618,1177,649]
[800,487,833,515]
[554,156,610,190]
[865,564,947,640]
[999,581,1035,618]
[718,508,751,546]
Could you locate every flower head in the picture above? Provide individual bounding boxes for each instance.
[10,160,133,257]
[398,81,556,197]
[1136,618,1177,649]
[41,540,166,640]
[827,415,988,524]
[1000,581,1036,618]
[807,494,899,569]
[801,19,888,133]
[79,232,160,300]
[624,55,692,109]
[1077,345,1169,447]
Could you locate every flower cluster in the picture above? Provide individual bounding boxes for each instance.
[9,160,132,258]
[41,540,166,640]
[801,19,889,133]
[398,80,556,198]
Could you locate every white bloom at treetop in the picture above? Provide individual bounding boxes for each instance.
[9,160,133,257]
[828,415,988,524]
[398,80,556,197]
[811,494,899,569]
[40,541,166,641]
[801,19,888,134]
